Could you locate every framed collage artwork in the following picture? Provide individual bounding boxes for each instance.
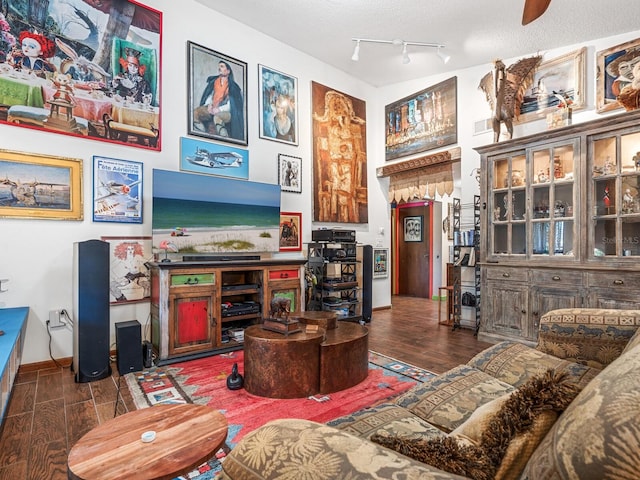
[373,248,389,279]
[259,65,298,145]
[0,149,83,220]
[187,41,248,146]
[0,0,162,150]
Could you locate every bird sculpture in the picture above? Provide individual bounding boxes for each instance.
[158,240,178,262]
[478,55,542,143]
[226,362,244,390]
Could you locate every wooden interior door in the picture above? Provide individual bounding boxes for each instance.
[397,204,431,297]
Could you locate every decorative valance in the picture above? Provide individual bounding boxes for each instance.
[377,147,461,203]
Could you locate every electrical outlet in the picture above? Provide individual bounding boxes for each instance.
[48,309,65,328]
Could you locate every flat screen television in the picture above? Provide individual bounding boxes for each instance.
[152,169,281,257]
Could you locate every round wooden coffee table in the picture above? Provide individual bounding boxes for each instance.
[67,404,227,480]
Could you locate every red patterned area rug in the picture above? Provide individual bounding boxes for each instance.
[125,350,435,479]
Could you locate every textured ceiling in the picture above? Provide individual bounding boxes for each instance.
[193,0,640,87]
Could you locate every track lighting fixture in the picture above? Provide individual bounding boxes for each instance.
[437,46,451,64]
[401,43,410,64]
[351,38,448,65]
[351,39,360,61]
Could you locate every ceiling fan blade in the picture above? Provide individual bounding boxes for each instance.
[522,0,552,25]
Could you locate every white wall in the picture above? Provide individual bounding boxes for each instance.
[0,0,388,364]
[1,0,638,363]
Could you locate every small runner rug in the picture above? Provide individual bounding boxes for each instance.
[125,350,435,480]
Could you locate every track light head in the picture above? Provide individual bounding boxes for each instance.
[351,40,360,62]
[437,47,451,64]
[401,43,410,64]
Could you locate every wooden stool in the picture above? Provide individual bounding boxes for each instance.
[438,286,454,325]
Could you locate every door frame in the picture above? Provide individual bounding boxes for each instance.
[392,200,435,298]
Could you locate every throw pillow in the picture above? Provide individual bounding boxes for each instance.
[371,369,580,480]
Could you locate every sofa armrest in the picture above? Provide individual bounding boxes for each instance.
[219,419,470,480]
[536,308,640,369]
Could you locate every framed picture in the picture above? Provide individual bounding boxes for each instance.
[373,248,389,279]
[385,77,457,161]
[259,65,298,145]
[187,41,248,146]
[93,156,142,223]
[597,38,640,113]
[278,154,302,193]
[404,215,423,242]
[0,149,82,220]
[279,212,302,251]
[101,236,152,304]
[311,81,368,223]
[517,48,587,123]
[0,0,162,150]
[180,137,249,179]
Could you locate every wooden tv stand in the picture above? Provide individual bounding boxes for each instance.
[149,258,306,365]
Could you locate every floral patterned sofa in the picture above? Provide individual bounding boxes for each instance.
[219,308,640,479]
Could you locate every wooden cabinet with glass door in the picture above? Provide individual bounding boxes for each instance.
[476,109,640,344]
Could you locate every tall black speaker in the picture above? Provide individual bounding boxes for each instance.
[116,320,143,375]
[362,244,373,322]
[73,239,111,383]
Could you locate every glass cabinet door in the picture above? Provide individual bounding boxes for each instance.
[590,131,640,258]
[530,142,576,257]
[489,152,527,256]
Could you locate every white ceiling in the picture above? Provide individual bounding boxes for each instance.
[193,0,640,87]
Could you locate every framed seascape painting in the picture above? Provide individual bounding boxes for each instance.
[0,149,82,220]
[373,248,389,279]
[385,77,457,161]
[187,41,248,146]
[93,156,142,223]
[597,38,640,113]
[180,136,249,180]
[404,215,423,242]
[279,212,302,251]
[517,48,587,123]
[0,0,162,150]
[278,154,301,193]
[101,236,152,304]
[259,65,298,145]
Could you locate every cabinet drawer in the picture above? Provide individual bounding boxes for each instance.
[484,267,527,282]
[269,269,299,281]
[532,270,584,286]
[170,273,215,286]
[587,272,640,289]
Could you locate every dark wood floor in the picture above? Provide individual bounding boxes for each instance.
[0,295,491,479]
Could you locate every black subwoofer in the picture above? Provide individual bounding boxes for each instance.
[116,320,143,375]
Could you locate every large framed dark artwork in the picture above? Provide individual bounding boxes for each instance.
[385,77,457,161]
[311,81,368,223]
[0,0,162,150]
[187,41,248,146]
